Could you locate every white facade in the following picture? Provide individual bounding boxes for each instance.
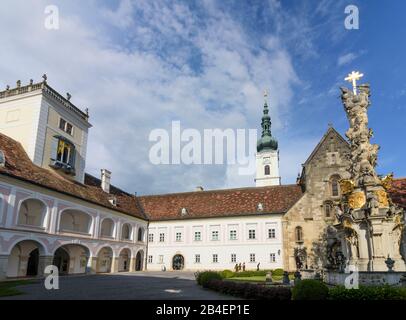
[255,149,280,187]
[0,177,148,279]
[147,214,284,271]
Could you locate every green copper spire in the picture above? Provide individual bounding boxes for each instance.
[257,91,278,152]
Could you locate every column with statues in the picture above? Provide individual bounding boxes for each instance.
[332,71,405,272]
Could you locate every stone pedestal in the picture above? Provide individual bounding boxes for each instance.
[0,255,9,280]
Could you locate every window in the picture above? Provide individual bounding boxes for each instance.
[195,254,201,264]
[176,232,182,242]
[18,198,46,227]
[212,254,218,263]
[100,218,114,237]
[59,118,74,136]
[148,234,154,242]
[50,136,76,174]
[211,230,219,241]
[268,228,276,239]
[121,223,132,240]
[270,253,276,263]
[194,231,201,241]
[295,226,303,243]
[248,229,256,239]
[264,165,270,175]
[330,175,341,197]
[250,253,256,263]
[229,230,237,240]
[159,255,164,264]
[148,255,153,264]
[137,227,144,242]
[324,201,333,218]
[159,233,165,242]
[231,254,236,263]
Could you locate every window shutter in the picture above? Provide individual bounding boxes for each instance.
[50,137,58,160]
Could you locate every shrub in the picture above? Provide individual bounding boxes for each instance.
[220,270,235,279]
[232,270,269,277]
[292,279,329,300]
[271,269,284,277]
[196,271,223,288]
[329,285,406,300]
[206,279,291,300]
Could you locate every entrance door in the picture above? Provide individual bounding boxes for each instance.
[172,254,184,270]
[135,251,143,271]
[26,248,39,276]
[53,248,70,275]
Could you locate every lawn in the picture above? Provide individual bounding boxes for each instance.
[0,280,34,297]
[227,274,295,283]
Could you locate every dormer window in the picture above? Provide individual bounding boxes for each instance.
[59,118,74,136]
[257,203,264,211]
[50,136,76,175]
[181,208,188,216]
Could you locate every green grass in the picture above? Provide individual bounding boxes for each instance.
[227,274,295,283]
[0,280,34,297]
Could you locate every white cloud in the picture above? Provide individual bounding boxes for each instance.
[337,52,357,66]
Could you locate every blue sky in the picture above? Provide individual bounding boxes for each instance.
[0,0,405,194]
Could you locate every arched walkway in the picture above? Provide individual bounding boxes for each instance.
[118,248,131,272]
[6,240,46,278]
[53,244,90,275]
[172,254,185,270]
[96,247,113,273]
[135,250,144,271]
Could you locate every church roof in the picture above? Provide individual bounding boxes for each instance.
[138,184,304,221]
[0,133,147,220]
[389,178,406,208]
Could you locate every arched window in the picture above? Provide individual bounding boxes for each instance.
[18,199,46,227]
[264,165,270,176]
[100,218,114,237]
[138,227,144,242]
[60,209,91,234]
[295,226,303,243]
[330,175,341,197]
[121,223,132,240]
[324,201,333,218]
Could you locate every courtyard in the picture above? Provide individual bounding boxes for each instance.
[0,271,236,300]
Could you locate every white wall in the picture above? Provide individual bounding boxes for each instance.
[147,214,284,271]
[255,149,280,186]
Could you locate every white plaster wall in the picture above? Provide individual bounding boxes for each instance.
[255,150,280,186]
[147,215,284,271]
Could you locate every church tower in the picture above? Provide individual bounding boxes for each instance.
[255,92,280,186]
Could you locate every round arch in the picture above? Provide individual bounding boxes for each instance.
[172,254,185,270]
[6,239,46,278]
[96,246,114,273]
[118,248,131,272]
[52,243,91,275]
[58,208,93,234]
[100,217,115,238]
[16,197,48,228]
[135,250,144,271]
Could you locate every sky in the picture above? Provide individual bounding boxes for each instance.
[0,0,405,195]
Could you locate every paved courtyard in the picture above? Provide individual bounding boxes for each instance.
[0,271,237,300]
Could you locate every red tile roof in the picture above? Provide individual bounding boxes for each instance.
[389,178,406,208]
[138,185,304,221]
[0,133,147,220]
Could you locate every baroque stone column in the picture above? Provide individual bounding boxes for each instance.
[332,80,405,272]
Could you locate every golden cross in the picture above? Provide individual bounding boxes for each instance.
[345,71,364,95]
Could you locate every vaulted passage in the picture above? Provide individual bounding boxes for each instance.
[7,240,45,278]
[135,250,144,271]
[118,248,131,272]
[96,247,113,273]
[53,244,90,275]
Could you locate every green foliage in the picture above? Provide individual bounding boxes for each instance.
[231,270,269,277]
[292,279,329,300]
[271,268,284,277]
[219,270,234,279]
[0,280,34,297]
[195,271,223,288]
[329,285,406,300]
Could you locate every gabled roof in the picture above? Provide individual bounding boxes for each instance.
[303,127,349,166]
[0,133,147,220]
[138,184,304,221]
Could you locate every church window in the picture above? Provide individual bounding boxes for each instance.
[264,165,270,175]
[330,175,341,197]
[295,226,303,243]
[212,254,218,263]
[194,231,201,241]
[195,254,200,263]
[231,254,236,263]
[250,253,256,263]
[270,253,276,263]
[229,230,237,240]
[248,229,256,239]
[268,228,276,239]
[211,230,219,241]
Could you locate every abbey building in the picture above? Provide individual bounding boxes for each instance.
[0,77,404,279]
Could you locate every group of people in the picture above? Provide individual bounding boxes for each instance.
[234,262,261,272]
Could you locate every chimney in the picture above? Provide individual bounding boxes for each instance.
[195,186,204,191]
[101,169,111,193]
